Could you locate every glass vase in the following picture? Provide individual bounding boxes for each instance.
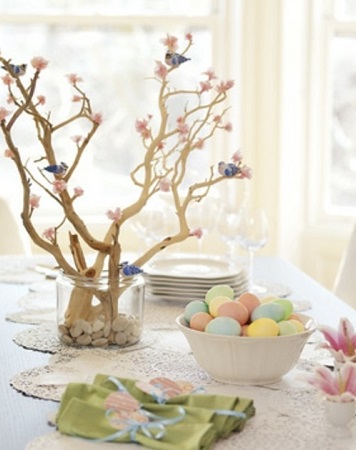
[56,271,145,347]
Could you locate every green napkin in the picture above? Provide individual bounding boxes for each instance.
[94,374,255,437]
[57,397,217,450]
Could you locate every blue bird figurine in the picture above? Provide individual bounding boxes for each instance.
[2,63,27,77]
[43,161,68,175]
[165,51,191,67]
[218,161,239,177]
[122,262,143,277]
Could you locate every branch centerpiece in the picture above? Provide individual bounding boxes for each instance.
[0,34,252,347]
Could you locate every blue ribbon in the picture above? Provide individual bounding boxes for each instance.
[214,409,246,419]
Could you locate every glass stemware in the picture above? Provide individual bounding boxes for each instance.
[217,206,243,264]
[237,206,269,294]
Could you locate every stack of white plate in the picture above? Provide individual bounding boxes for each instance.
[143,255,248,302]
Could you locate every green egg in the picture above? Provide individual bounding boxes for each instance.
[278,320,298,336]
[271,298,293,319]
[184,301,208,322]
[205,284,234,305]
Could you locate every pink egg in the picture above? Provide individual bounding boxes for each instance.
[238,292,261,315]
[189,312,213,331]
[217,301,249,325]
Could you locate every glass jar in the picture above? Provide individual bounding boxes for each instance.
[56,271,145,347]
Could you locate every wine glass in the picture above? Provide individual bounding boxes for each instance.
[216,205,243,264]
[187,198,219,254]
[237,207,269,295]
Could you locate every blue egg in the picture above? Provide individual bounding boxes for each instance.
[205,317,241,336]
[184,301,209,322]
[250,303,285,323]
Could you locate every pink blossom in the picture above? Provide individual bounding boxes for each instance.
[42,227,55,242]
[223,122,233,132]
[318,318,356,363]
[135,118,151,139]
[106,207,122,223]
[189,227,203,239]
[72,95,82,102]
[90,112,103,125]
[73,186,84,197]
[29,194,41,209]
[4,148,14,158]
[6,95,14,104]
[157,141,165,150]
[176,117,189,141]
[31,56,49,71]
[66,73,83,85]
[0,107,11,121]
[161,34,178,51]
[240,166,252,179]
[159,178,171,192]
[199,80,212,93]
[154,61,168,80]
[37,95,46,105]
[213,115,221,123]
[202,68,217,80]
[1,74,13,86]
[232,150,243,163]
[71,135,83,144]
[185,33,193,43]
[216,79,235,94]
[193,139,205,150]
[52,180,67,194]
[303,362,356,402]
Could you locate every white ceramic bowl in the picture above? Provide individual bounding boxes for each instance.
[176,313,316,385]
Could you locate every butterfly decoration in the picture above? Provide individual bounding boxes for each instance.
[136,377,201,403]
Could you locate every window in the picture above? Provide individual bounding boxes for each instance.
[0,1,240,222]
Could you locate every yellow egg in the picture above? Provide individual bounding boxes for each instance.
[247,318,279,337]
[288,319,305,333]
[208,296,233,317]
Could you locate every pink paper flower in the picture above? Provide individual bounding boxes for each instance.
[42,227,55,242]
[154,61,168,80]
[31,56,49,71]
[36,95,46,105]
[161,34,178,51]
[185,33,193,43]
[318,318,356,363]
[0,107,11,121]
[199,80,212,93]
[1,74,13,86]
[71,135,83,144]
[66,73,83,85]
[303,362,356,402]
[6,95,14,104]
[232,150,243,163]
[240,166,253,179]
[135,118,151,139]
[223,122,233,132]
[202,68,217,81]
[106,207,122,223]
[4,148,14,158]
[73,186,84,197]
[193,138,205,150]
[159,178,171,192]
[90,112,103,125]
[189,227,203,239]
[216,79,235,94]
[52,180,67,194]
[29,194,40,209]
[72,95,82,102]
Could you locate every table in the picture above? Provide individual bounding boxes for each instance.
[1,255,356,450]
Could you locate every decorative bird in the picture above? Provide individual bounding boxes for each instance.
[121,262,143,277]
[218,161,239,177]
[165,51,191,67]
[43,161,68,175]
[2,63,27,77]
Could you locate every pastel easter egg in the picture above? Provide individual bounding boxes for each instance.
[289,319,305,333]
[217,301,249,325]
[271,299,293,320]
[247,318,279,337]
[209,296,233,317]
[184,301,208,322]
[205,316,241,336]
[189,312,213,331]
[241,324,249,336]
[238,292,260,315]
[250,303,285,323]
[205,284,234,305]
[278,320,298,336]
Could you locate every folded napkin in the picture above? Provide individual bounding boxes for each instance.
[55,374,255,449]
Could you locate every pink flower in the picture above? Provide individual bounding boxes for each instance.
[216,79,235,94]
[73,186,84,197]
[42,227,55,242]
[0,107,11,121]
[66,73,83,85]
[4,148,14,158]
[6,95,14,104]
[303,363,356,402]
[37,95,46,105]
[71,135,83,144]
[240,166,253,179]
[154,61,168,80]
[193,138,205,150]
[1,74,13,86]
[318,318,356,363]
[31,56,48,71]
[106,207,122,223]
[176,117,189,141]
[232,150,243,163]
[52,180,67,194]
[157,141,165,150]
[90,112,103,125]
[189,227,203,239]
[213,115,221,123]
[72,95,82,102]
[199,80,212,93]
[185,33,193,43]
[161,34,178,51]
[135,118,151,139]
[223,122,233,132]
[29,194,40,209]
[202,68,217,80]
[159,178,171,192]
